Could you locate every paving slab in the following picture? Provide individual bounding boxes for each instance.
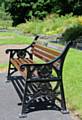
[0,73,74,120]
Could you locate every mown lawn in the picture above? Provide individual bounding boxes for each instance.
[0,31,33,44]
[0,64,7,68]
[64,48,82,118]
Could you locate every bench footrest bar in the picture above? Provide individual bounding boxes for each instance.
[61,110,69,114]
[19,113,27,118]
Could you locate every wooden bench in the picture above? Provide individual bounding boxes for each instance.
[6,35,73,117]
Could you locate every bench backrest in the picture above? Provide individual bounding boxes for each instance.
[32,43,61,62]
[31,36,73,77]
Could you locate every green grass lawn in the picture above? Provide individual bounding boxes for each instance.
[63,48,82,118]
[0,64,7,68]
[0,31,33,44]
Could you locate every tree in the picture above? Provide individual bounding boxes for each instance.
[52,0,75,15]
[53,0,82,15]
[6,0,82,26]
[6,0,56,26]
[73,1,82,15]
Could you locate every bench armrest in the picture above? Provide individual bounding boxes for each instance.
[5,44,32,54]
[6,48,23,54]
[21,63,52,78]
[20,62,52,70]
[5,45,32,59]
[5,35,39,54]
[21,63,50,67]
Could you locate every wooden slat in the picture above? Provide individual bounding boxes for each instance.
[32,44,61,68]
[11,58,20,71]
[15,59,27,77]
[32,50,60,68]
[53,62,60,69]
[32,47,55,60]
[33,44,61,56]
[32,50,51,62]
[11,58,34,67]
[11,58,36,78]
[19,58,33,64]
[11,58,27,78]
[15,59,22,66]
[11,58,26,77]
[24,58,34,64]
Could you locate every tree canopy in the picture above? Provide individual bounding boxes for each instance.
[5,0,82,26]
[6,0,57,26]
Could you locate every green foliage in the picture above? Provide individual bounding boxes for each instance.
[0,7,12,29]
[0,20,12,28]
[1,0,82,27]
[0,7,11,20]
[17,19,44,34]
[51,0,73,15]
[6,0,56,26]
[17,14,79,35]
[0,8,12,28]
[0,0,10,8]
[73,1,82,15]
[50,0,82,16]
[62,24,82,42]
[5,0,82,26]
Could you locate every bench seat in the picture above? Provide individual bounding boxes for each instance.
[10,58,34,77]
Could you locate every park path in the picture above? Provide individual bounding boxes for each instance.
[0,44,27,72]
[0,44,80,120]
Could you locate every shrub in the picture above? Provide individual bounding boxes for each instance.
[0,20,12,28]
[77,16,82,25]
[62,24,82,42]
[17,19,44,34]
[17,14,79,35]
[0,7,11,20]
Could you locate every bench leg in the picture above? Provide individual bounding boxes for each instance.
[20,81,29,116]
[19,113,27,118]
[60,80,69,114]
[19,80,68,116]
[20,82,43,116]
[6,61,17,82]
[6,61,12,82]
